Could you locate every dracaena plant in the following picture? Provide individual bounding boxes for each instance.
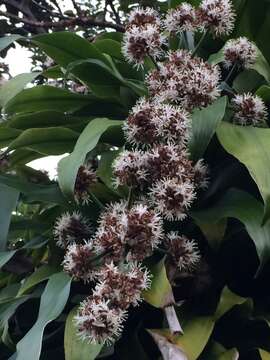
[1,0,270,359]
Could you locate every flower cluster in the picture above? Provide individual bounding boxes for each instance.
[197,0,235,37]
[223,37,257,69]
[74,164,97,204]
[165,2,197,34]
[122,7,165,67]
[232,93,267,126]
[146,50,220,110]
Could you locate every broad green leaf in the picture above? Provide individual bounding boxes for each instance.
[0,236,48,269]
[150,316,214,360]
[257,85,270,103]
[143,259,173,308]
[64,306,103,360]
[0,35,21,52]
[16,272,71,360]
[217,122,270,224]
[7,127,79,155]
[0,251,16,268]
[0,128,21,148]
[9,149,45,167]
[94,39,123,60]
[189,97,227,161]
[260,349,270,360]
[217,349,239,360]
[58,118,122,197]
[18,265,60,296]
[97,149,124,193]
[4,85,94,115]
[214,287,246,320]
[192,189,270,270]
[0,73,40,107]
[0,184,19,251]
[0,174,66,205]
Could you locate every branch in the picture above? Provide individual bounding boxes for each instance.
[107,0,121,25]
[0,10,125,32]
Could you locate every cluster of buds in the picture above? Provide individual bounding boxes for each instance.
[232,93,267,126]
[223,37,257,69]
[74,163,98,205]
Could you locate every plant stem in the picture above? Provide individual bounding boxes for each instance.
[224,62,237,85]
[164,305,183,335]
[127,187,133,209]
[148,54,160,71]
[192,30,208,58]
[90,192,105,210]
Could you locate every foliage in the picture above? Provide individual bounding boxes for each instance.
[1,1,270,359]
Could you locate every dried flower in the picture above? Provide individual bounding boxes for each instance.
[232,93,268,126]
[146,50,220,110]
[122,24,166,67]
[165,3,197,34]
[75,295,126,344]
[125,203,163,261]
[53,212,92,248]
[63,242,97,282]
[74,164,97,204]
[193,159,209,190]
[95,262,151,310]
[127,7,161,27]
[165,232,201,271]
[150,177,196,221]
[112,150,149,189]
[197,0,235,37]
[223,37,257,69]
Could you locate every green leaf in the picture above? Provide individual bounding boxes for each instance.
[4,85,94,116]
[18,265,60,296]
[143,259,173,308]
[214,287,246,320]
[0,73,40,108]
[0,174,66,205]
[7,111,89,130]
[217,122,270,224]
[192,189,270,271]
[0,128,22,148]
[217,349,239,360]
[94,39,123,60]
[64,306,103,360]
[259,349,270,360]
[58,118,122,197]
[0,184,19,251]
[0,251,16,268]
[0,35,21,52]
[16,272,71,360]
[189,97,227,161]
[7,127,79,155]
[257,85,270,103]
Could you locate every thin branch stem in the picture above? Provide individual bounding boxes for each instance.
[148,54,160,71]
[164,305,183,335]
[224,62,237,84]
[127,187,133,209]
[192,30,209,58]
[108,0,121,25]
[0,10,125,32]
[90,192,105,210]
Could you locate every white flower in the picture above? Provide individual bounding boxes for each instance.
[62,241,97,282]
[122,24,166,67]
[194,159,209,190]
[146,50,220,110]
[95,262,152,309]
[127,7,161,27]
[74,164,97,205]
[165,3,197,34]
[123,98,191,147]
[198,0,235,37]
[232,93,267,126]
[166,232,201,271]
[75,296,126,344]
[223,37,257,69]
[149,177,196,221]
[53,211,92,248]
[125,204,163,261]
[112,150,149,189]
